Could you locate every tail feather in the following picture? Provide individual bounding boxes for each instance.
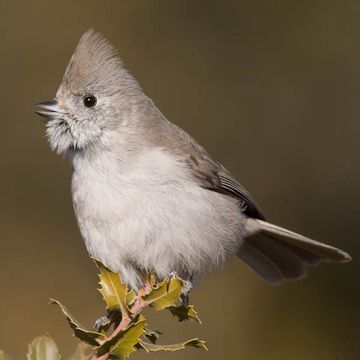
[238,218,351,285]
[277,240,320,266]
[237,243,284,285]
[250,233,307,281]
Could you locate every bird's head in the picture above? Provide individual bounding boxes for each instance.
[36,29,141,155]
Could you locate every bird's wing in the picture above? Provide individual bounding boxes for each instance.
[185,152,266,220]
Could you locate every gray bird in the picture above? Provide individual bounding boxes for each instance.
[37,30,351,296]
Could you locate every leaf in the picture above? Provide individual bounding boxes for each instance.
[67,343,93,360]
[126,289,136,306]
[26,336,61,360]
[0,350,11,360]
[143,276,183,310]
[169,305,202,323]
[98,316,146,359]
[50,299,104,346]
[143,328,162,344]
[145,273,158,288]
[139,338,207,352]
[95,259,129,314]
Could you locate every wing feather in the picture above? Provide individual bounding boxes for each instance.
[185,153,265,219]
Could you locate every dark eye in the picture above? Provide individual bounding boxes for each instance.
[83,95,97,108]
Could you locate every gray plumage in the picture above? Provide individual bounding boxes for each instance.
[37,30,351,290]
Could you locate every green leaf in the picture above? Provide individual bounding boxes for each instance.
[143,328,162,344]
[98,316,146,359]
[0,350,11,360]
[139,338,207,352]
[126,289,136,306]
[143,276,183,310]
[95,259,129,314]
[26,336,61,360]
[67,343,93,360]
[146,273,158,288]
[169,305,202,323]
[50,299,104,346]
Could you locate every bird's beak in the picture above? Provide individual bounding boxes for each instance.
[36,100,63,120]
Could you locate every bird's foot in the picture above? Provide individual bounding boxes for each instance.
[93,309,118,331]
[93,315,111,331]
[137,276,153,297]
[169,271,179,279]
[180,279,193,308]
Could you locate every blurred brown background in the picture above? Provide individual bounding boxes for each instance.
[0,0,359,359]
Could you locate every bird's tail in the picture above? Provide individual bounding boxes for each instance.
[237,218,351,285]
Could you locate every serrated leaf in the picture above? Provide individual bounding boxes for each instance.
[143,276,183,310]
[169,305,202,323]
[67,343,93,360]
[100,316,146,359]
[0,350,11,360]
[142,279,167,305]
[50,299,104,346]
[143,328,162,344]
[26,336,60,360]
[139,338,207,352]
[95,259,129,314]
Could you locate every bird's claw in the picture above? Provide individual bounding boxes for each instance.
[93,309,115,330]
[169,271,179,279]
[93,315,111,330]
[180,279,193,308]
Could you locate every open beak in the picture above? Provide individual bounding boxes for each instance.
[36,100,63,119]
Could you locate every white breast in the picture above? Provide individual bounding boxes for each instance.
[71,147,244,288]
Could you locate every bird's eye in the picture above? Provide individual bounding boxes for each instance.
[83,95,97,108]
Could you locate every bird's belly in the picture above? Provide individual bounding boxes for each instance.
[71,152,244,288]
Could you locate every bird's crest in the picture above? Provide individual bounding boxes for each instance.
[59,29,128,94]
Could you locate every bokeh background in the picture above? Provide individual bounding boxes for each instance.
[0,1,359,359]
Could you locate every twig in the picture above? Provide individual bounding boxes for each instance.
[91,295,150,359]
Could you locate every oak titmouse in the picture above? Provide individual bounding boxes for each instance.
[36,30,351,291]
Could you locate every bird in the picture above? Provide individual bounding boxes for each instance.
[36,29,351,299]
